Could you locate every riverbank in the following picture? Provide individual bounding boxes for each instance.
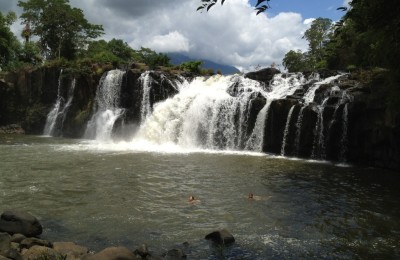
[0,210,235,260]
[0,125,25,135]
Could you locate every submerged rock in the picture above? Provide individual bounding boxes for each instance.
[205,229,235,245]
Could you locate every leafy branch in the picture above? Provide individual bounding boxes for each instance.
[197,0,271,15]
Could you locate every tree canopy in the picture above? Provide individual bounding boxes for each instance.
[17,0,104,60]
[0,11,20,69]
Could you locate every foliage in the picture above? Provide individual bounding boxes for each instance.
[19,41,42,65]
[180,60,203,73]
[282,18,332,72]
[282,50,306,73]
[303,18,332,69]
[134,47,171,69]
[18,0,104,60]
[84,38,135,65]
[0,11,21,69]
[198,0,271,15]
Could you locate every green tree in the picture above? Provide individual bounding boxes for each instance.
[85,39,135,64]
[19,41,42,65]
[303,17,333,69]
[0,11,21,69]
[180,60,203,73]
[282,50,306,72]
[135,47,171,69]
[18,0,104,60]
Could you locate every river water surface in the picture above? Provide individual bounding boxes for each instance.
[0,134,399,259]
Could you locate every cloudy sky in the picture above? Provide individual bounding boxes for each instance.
[1,0,349,71]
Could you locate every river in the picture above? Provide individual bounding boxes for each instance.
[0,134,399,259]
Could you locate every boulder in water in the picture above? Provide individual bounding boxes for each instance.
[244,68,280,84]
[205,229,235,245]
[0,210,42,237]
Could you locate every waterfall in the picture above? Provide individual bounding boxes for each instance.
[280,105,295,156]
[85,70,125,141]
[339,103,349,162]
[311,98,329,160]
[244,100,272,152]
[43,70,63,136]
[303,74,344,104]
[70,70,354,162]
[43,70,76,137]
[140,71,153,121]
[293,106,305,156]
[134,75,264,150]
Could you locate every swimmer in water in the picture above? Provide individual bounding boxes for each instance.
[189,195,200,203]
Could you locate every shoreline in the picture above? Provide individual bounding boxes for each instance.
[0,210,235,259]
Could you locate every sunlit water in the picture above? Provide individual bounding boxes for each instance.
[1,134,399,259]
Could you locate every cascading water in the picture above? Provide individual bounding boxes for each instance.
[84,70,125,141]
[133,75,263,150]
[311,98,329,159]
[293,106,305,156]
[76,69,354,162]
[43,70,63,136]
[140,71,153,121]
[280,105,295,156]
[43,71,76,137]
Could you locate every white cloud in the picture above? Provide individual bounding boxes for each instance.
[6,0,311,71]
[143,31,190,53]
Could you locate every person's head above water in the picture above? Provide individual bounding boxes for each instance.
[248,193,254,199]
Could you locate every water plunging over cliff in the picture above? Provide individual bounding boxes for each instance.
[84,70,126,141]
[43,71,76,137]
[77,69,352,162]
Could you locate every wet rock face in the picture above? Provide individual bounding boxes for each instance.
[263,99,299,154]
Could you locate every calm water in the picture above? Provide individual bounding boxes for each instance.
[0,134,399,259]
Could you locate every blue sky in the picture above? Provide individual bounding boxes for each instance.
[249,0,347,21]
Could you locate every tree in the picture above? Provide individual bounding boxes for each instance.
[18,0,104,60]
[180,60,203,73]
[303,18,333,69]
[135,47,171,69]
[282,50,306,72]
[85,39,135,64]
[0,11,21,69]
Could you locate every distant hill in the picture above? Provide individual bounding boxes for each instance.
[167,53,240,75]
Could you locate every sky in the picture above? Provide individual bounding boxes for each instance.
[0,0,350,71]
